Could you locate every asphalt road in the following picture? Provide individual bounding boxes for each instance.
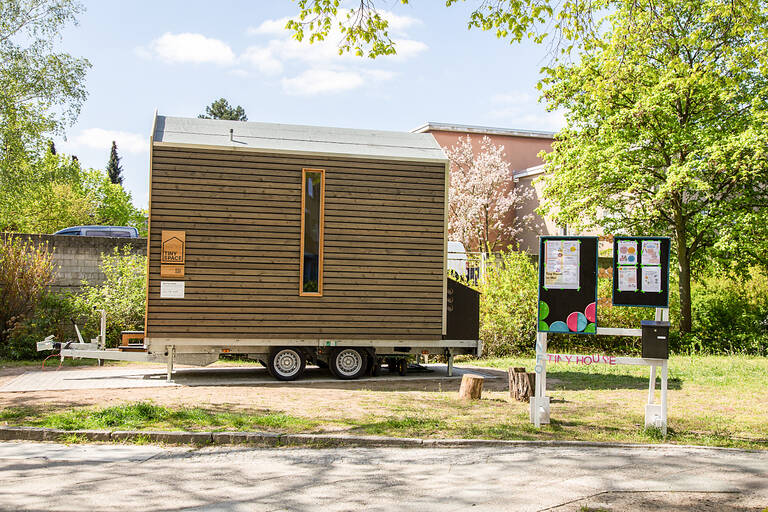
[0,442,766,511]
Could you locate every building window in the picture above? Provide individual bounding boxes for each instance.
[300,168,325,295]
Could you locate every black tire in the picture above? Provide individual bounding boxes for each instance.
[268,347,306,381]
[371,357,383,377]
[329,348,368,380]
[397,358,407,376]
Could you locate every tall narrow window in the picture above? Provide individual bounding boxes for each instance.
[300,168,324,295]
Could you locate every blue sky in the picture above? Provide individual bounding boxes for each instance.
[54,1,562,208]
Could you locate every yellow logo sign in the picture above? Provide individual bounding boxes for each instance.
[161,231,185,265]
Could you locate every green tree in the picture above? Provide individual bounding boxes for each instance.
[537,0,768,333]
[198,98,248,121]
[0,0,90,170]
[106,140,123,185]
[0,152,147,235]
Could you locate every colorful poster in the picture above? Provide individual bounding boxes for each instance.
[617,240,638,264]
[642,266,662,293]
[618,266,638,292]
[544,240,579,289]
[642,240,661,265]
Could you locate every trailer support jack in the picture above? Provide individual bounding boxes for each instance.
[167,345,175,382]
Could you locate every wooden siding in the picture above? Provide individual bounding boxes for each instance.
[146,146,446,342]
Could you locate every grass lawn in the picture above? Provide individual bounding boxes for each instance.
[0,355,766,449]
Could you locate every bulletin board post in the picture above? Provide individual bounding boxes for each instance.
[532,235,672,434]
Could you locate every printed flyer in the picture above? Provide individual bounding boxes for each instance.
[618,266,638,292]
[642,266,662,293]
[617,240,638,264]
[544,240,580,289]
[642,240,661,265]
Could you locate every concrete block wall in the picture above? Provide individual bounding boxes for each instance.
[1,233,146,292]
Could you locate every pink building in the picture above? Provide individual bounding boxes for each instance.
[412,122,562,253]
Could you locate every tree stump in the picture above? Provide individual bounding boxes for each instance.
[508,367,536,402]
[458,374,484,400]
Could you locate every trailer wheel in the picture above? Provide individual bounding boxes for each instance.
[396,358,407,376]
[329,348,367,380]
[268,348,306,381]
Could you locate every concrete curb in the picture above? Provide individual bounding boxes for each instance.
[0,426,761,452]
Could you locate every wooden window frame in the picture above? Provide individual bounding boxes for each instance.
[299,168,325,296]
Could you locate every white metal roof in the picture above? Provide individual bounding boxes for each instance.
[411,121,555,140]
[152,114,448,164]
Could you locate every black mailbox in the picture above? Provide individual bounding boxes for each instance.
[641,320,670,359]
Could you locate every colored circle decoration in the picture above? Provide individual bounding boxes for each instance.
[539,301,549,320]
[549,321,569,332]
[538,320,549,331]
[628,254,636,263]
[584,302,596,323]
[584,323,596,334]
[567,312,588,332]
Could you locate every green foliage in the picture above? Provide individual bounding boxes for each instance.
[287,0,599,59]
[476,251,539,356]
[0,0,90,176]
[673,269,768,355]
[198,98,247,121]
[72,246,146,347]
[0,152,146,234]
[3,291,80,359]
[0,234,55,357]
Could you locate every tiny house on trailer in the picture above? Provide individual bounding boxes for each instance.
[141,114,479,380]
[37,114,480,379]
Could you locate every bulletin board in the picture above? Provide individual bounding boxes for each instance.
[537,236,599,335]
[612,236,671,307]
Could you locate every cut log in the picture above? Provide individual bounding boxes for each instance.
[458,374,484,400]
[508,367,536,402]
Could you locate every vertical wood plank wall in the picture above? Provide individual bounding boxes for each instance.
[147,146,446,342]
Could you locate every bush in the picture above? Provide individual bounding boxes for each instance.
[0,235,55,357]
[476,251,539,357]
[4,291,81,359]
[672,269,768,355]
[72,246,146,347]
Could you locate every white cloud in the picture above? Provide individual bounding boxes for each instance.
[247,17,292,36]
[281,69,365,96]
[377,10,422,33]
[240,45,284,75]
[142,32,235,65]
[71,129,148,154]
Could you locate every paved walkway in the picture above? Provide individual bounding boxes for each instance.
[0,442,765,511]
[0,364,496,392]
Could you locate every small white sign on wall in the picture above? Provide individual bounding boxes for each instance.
[160,281,185,299]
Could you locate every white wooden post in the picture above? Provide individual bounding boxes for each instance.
[660,358,668,435]
[648,365,657,404]
[532,332,550,427]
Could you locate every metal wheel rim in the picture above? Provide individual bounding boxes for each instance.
[336,349,363,377]
[274,349,301,377]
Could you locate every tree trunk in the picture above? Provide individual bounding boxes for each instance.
[508,367,536,402]
[673,202,693,334]
[677,246,693,333]
[458,374,484,400]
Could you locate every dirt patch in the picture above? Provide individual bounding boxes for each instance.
[0,364,515,424]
